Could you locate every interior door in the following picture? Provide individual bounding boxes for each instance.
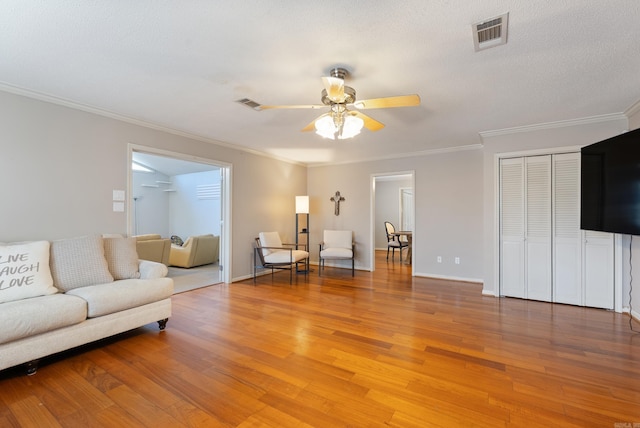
[525,155,552,302]
[553,153,582,305]
[500,158,525,298]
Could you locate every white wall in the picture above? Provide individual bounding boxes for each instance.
[132,170,172,236]
[481,116,629,299]
[169,171,220,240]
[0,90,307,281]
[308,148,484,281]
[626,106,640,320]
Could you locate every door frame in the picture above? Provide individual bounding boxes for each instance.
[128,144,232,284]
[369,171,415,273]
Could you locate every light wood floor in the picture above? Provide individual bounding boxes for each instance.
[1,251,639,427]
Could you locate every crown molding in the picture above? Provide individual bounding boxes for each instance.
[0,82,306,167]
[308,144,484,168]
[479,113,628,139]
[625,98,640,118]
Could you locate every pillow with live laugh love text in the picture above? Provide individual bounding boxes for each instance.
[0,241,58,304]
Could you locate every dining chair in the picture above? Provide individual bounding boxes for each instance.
[384,221,408,262]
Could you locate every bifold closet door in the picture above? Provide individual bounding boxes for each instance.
[501,152,614,309]
[500,155,552,301]
[500,158,525,298]
[553,152,582,305]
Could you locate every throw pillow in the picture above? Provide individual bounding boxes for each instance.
[170,235,183,246]
[0,241,58,303]
[50,235,114,292]
[103,237,141,280]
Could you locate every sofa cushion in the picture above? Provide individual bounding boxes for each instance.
[0,241,58,304]
[66,278,173,318]
[50,235,114,292]
[103,237,140,280]
[0,294,87,345]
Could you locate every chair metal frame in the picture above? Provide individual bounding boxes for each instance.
[253,238,308,284]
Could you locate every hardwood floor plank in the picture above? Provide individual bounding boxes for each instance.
[1,251,639,426]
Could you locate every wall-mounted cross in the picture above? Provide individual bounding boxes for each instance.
[330,191,345,216]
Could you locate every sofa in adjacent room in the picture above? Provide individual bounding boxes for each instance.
[134,234,172,265]
[169,234,219,268]
[0,235,173,374]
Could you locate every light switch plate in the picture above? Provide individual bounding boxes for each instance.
[112,190,125,201]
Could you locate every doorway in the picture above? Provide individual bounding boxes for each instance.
[128,145,232,284]
[370,171,415,272]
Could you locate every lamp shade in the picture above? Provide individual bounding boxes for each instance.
[295,195,309,214]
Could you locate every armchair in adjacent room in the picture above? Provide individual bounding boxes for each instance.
[134,234,171,265]
[169,234,219,268]
[318,230,354,276]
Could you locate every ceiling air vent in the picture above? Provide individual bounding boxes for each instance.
[236,98,262,110]
[473,13,509,52]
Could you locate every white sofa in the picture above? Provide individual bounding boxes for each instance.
[0,235,173,374]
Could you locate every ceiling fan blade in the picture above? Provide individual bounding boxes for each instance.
[301,113,330,132]
[257,104,325,110]
[351,111,385,131]
[353,94,421,109]
[322,76,345,102]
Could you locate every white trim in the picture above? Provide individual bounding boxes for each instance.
[625,98,640,118]
[480,113,627,139]
[128,144,233,284]
[414,272,483,284]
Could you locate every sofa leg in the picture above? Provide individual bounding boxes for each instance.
[25,360,39,376]
[158,318,168,330]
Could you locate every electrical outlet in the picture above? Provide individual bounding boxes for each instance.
[455,257,460,264]
[437,256,442,263]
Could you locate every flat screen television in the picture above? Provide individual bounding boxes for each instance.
[581,127,640,235]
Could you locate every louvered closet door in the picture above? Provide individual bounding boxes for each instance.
[553,153,582,305]
[500,158,525,298]
[525,156,552,301]
[584,231,614,309]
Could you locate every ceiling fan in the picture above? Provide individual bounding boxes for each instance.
[238,67,420,140]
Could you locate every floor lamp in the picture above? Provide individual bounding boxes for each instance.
[296,196,309,272]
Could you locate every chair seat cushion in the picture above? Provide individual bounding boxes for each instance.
[264,250,308,264]
[320,248,353,259]
[388,241,406,248]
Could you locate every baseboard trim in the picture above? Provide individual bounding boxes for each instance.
[413,272,483,284]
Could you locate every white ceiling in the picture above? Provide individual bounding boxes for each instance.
[2,2,639,165]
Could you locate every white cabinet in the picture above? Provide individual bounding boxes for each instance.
[500,152,613,309]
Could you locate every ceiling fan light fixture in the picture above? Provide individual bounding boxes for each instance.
[339,115,364,139]
[314,113,363,140]
[315,115,338,139]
